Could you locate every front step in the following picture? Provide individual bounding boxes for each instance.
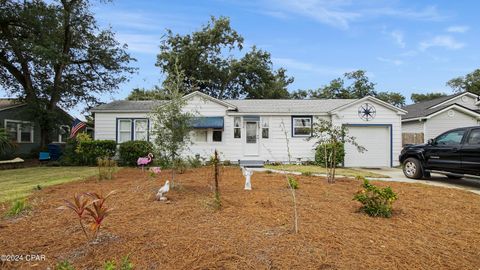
[239,160,264,168]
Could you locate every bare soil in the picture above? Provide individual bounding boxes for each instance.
[1,167,480,269]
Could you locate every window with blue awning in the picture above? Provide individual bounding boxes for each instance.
[190,117,224,129]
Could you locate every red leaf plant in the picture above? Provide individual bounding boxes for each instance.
[63,190,116,242]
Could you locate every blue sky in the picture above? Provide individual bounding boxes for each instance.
[3,0,480,117]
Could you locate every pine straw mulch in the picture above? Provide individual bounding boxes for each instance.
[1,166,480,269]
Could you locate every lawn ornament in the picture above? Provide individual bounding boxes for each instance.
[137,153,153,170]
[156,180,170,201]
[150,167,161,174]
[242,167,253,190]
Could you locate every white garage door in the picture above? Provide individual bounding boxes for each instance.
[344,126,390,167]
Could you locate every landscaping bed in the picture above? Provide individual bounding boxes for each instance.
[1,167,479,269]
[265,164,389,178]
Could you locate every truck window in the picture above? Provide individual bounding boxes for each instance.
[435,130,465,145]
[466,129,480,145]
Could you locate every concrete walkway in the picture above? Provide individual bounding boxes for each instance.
[252,167,480,195]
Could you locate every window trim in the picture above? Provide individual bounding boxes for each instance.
[4,119,34,143]
[116,118,149,143]
[53,125,70,143]
[291,116,313,137]
[234,116,242,139]
[193,129,208,143]
[133,119,149,141]
[261,117,269,139]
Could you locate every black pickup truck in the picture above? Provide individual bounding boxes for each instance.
[399,126,480,179]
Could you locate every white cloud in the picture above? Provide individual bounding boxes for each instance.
[419,35,465,51]
[260,1,445,29]
[446,25,469,33]
[377,57,403,66]
[116,34,160,54]
[272,57,350,76]
[390,30,406,48]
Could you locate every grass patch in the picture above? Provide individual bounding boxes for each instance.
[0,167,98,203]
[265,164,389,178]
[5,199,30,217]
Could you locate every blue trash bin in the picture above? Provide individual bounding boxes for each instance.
[48,144,62,161]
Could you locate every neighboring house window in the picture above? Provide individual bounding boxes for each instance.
[435,130,465,145]
[262,118,269,139]
[194,129,208,142]
[292,116,312,137]
[234,117,241,138]
[117,118,149,143]
[212,130,222,142]
[134,119,148,141]
[5,120,34,143]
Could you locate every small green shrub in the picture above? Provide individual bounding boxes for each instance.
[287,176,298,189]
[120,255,134,270]
[223,160,231,166]
[315,142,345,166]
[78,140,117,165]
[302,171,313,176]
[98,158,117,180]
[6,199,30,217]
[174,158,188,174]
[353,179,398,218]
[118,140,153,166]
[186,155,202,168]
[265,170,273,174]
[56,260,75,270]
[104,260,116,270]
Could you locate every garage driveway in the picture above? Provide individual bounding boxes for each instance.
[367,167,480,195]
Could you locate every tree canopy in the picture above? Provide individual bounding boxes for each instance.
[0,0,135,145]
[156,16,293,99]
[290,70,406,107]
[410,92,447,103]
[447,69,480,95]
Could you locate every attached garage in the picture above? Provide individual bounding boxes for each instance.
[344,125,391,167]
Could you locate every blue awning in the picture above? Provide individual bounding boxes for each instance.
[191,117,224,129]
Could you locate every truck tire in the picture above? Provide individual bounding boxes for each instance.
[403,158,423,179]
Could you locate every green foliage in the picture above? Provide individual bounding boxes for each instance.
[97,158,117,180]
[0,0,135,145]
[287,176,298,189]
[156,16,292,99]
[411,92,447,103]
[56,260,75,270]
[6,199,30,217]
[119,255,134,270]
[77,140,117,165]
[353,180,398,218]
[0,128,15,156]
[118,140,154,166]
[447,68,480,95]
[265,170,273,174]
[186,155,203,168]
[315,142,345,167]
[301,171,313,176]
[376,91,406,107]
[104,261,116,270]
[222,160,231,166]
[127,87,165,100]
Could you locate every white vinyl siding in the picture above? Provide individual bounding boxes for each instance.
[424,108,479,140]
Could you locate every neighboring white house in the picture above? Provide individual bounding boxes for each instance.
[91,91,406,167]
[402,92,480,144]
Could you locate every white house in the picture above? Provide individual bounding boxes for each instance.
[402,92,480,144]
[91,91,406,167]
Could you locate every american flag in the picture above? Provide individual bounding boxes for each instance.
[70,118,87,138]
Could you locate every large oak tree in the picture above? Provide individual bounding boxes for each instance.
[0,0,135,145]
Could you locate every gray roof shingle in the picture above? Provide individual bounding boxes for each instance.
[402,92,478,120]
[91,98,356,113]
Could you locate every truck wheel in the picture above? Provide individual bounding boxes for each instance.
[403,158,423,179]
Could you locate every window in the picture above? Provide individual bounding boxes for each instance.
[212,130,222,142]
[134,119,148,141]
[5,120,34,143]
[292,116,312,137]
[466,129,480,145]
[194,130,208,142]
[435,130,465,145]
[234,117,241,138]
[117,119,149,143]
[261,118,269,139]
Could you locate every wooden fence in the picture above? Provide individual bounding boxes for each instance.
[402,132,424,146]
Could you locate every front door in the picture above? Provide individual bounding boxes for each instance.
[245,121,259,156]
[425,129,466,170]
